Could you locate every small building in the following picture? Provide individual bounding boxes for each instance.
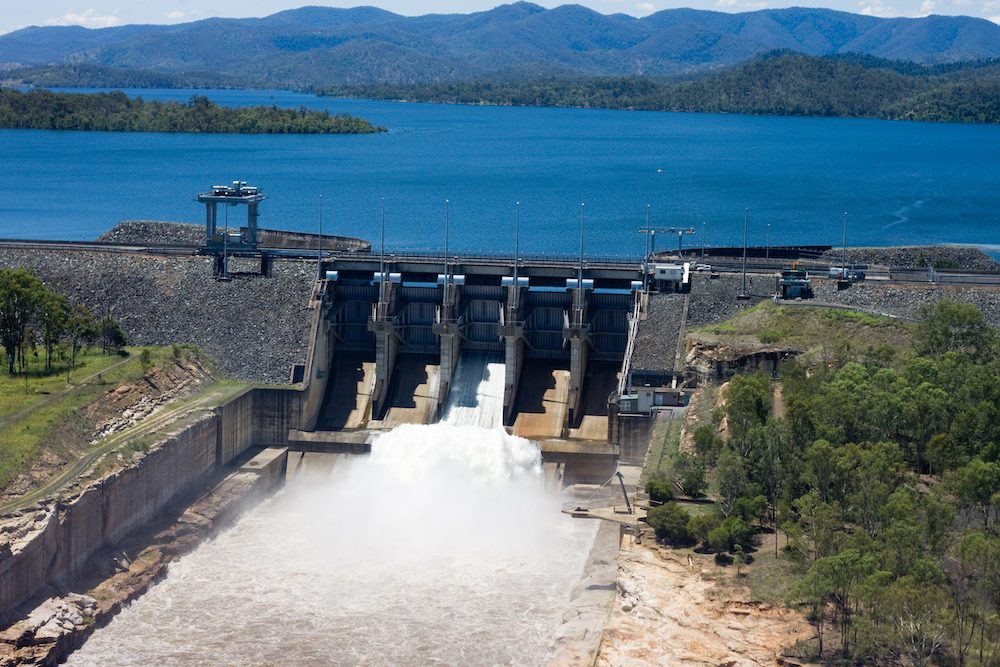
[652,262,691,293]
[778,268,812,299]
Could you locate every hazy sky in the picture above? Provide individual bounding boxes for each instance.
[3,0,999,35]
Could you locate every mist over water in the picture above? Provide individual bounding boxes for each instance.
[67,355,595,666]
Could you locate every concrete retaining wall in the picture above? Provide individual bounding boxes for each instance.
[0,386,300,618]
[253,388,300,446]
[218,390,255,466]
[617,414,654,465]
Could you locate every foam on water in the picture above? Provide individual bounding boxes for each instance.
[66,354,595,666]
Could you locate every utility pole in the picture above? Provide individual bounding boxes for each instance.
[739,208,749,299]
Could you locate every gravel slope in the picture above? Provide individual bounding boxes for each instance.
[0,249,314,384]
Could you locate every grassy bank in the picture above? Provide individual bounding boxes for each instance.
[0,345,244,499]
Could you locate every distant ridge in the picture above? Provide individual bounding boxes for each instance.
[2,3,999,87]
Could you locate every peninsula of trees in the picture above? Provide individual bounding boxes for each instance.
[0,89,386,134]
[320,52,1000,125]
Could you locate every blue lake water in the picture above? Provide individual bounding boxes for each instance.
[1,88,998,257]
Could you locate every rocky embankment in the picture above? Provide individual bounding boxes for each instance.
[96,221,204,246]
[687,272,1000,328]
[686,274,768,327]
[811,280,1000,326]
[818,245,1000,272]
[0,249,314,383]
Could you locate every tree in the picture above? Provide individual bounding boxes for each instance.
[884,577,949,666]
[66,304,97,370]
[692,424,721,463]
[802,549,875,655]
[100,315,127,354]
[948,459,1000,530]
[647,502,694,546]
[795,490,843,561]
[733,544,747,577]
[716,447,751,517]
[724,372,772,456]
[674,452,707,498]
[916,300,994,360]
[38,290,68,372]
[688,511,721,547]
[791,562,832,655]
[0,268,44,374]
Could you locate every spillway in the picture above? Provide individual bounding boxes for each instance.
[66,353,598,666]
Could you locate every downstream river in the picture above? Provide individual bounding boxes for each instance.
[1,89,999,255]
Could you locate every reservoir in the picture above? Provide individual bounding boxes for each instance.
[1,89,999,255]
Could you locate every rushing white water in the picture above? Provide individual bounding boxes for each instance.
[441,353,506,429]
[67,355,596,666]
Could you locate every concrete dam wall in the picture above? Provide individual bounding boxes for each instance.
[0,387,300,618]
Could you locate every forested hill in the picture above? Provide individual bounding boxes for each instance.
[0,89,385,134]
[2,4,1000,88]
[320,53,1000,124]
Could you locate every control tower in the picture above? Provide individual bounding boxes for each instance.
[196,181,270,276]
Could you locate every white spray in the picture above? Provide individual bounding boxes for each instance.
[67,354,595,666]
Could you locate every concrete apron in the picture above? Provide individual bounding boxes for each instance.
[0,447,288,667]
[547,519,622,667]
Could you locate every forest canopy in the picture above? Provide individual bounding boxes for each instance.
[0,89,386,134]
[661,300,1000,664]
[320,52,1000,125]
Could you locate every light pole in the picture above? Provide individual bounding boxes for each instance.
[842,211,848,274]
[739,208,749,299]
[317,194,324,278]
[379,198,386,302]
[443,199,450,307]
[578,203,585,326]
[766,222,771,262]
[514,201,521,309]
[643,204,651,291]
[702,221,707,259]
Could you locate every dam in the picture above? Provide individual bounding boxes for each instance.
[291,249,686,483]
[0,219,694,664]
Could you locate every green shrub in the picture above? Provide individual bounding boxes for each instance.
[647,502,694,546]
[733,494,769,524]
[707,516,755,553]
[645,477,674,503]
[759,330,781,344]
[688,511,722,545]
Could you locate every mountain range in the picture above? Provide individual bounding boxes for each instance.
[2,3,1000,87]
